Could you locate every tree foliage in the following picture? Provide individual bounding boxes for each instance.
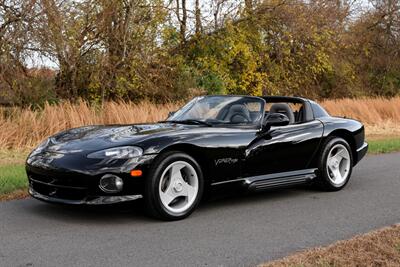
[1,0,400,106]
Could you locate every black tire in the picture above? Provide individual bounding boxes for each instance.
[316,137,353,191]
[144,151,204,221]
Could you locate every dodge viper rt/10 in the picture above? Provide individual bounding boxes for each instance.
[26,95,368,220]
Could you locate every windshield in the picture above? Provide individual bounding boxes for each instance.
[168,96,265,126]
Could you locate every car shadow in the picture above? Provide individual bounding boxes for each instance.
[24,199,155,224]
[200,184,324,211]
[23,184,324,224]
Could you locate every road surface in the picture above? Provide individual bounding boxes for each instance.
[0,152,399,267]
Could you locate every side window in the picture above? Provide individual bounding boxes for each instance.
[265,102,306,124]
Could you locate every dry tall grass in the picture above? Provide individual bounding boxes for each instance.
[322,97,400,138]
[0,101,180,149]
[0,97,399,150]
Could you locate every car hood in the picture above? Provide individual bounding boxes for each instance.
[40,123,187,154]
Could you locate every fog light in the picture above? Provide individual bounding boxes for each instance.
[99,174,123,193]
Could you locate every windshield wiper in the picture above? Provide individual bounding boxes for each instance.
[159,119,212,127]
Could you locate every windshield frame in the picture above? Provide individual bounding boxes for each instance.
[167,95,266,129]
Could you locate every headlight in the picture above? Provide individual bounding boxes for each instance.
[87,146,143,159]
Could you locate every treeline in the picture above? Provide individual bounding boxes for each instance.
[0,0,399,106]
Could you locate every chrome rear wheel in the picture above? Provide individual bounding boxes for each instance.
[326,144,351,186]
[317,137,353,191]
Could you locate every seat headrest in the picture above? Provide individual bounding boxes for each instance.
[269,103,295,124]
[225,104,251,123]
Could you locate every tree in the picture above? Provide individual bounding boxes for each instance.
[174,0,187,43]
[0,0,43,105]
[347,0,400,96]
[195,0,202,34]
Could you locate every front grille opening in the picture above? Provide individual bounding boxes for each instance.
[30,181,87,201]
[28,172,88,188]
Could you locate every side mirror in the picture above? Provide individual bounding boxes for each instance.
[262,113,290,131]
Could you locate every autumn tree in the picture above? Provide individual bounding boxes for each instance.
[0,0,49,105]
[1,0,400,105]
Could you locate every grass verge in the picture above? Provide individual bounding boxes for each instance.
[260,224,400,267]
[0,150,29,200]
[368,138,400,154]
[0,164,28,195]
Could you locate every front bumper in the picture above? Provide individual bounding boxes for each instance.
[355,142,368,165]
[26,153,156,205]
[29,187,142,205]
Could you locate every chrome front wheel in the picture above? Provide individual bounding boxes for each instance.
[159,161,199,214]
[145,151,204,220]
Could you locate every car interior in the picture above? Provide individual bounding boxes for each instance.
[257,95,309,125]
[264,102,306,125]
[213,97,307,126]
[223,104,252,123]
[216,99,264,124]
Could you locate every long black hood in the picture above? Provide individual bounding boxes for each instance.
[42,123,188,154]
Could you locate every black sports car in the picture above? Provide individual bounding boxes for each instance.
[26,95,368,220]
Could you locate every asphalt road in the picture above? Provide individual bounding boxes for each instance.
[0,153,399,267]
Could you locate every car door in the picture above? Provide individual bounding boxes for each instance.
[190,127,256,184]
[243,120,324,177]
